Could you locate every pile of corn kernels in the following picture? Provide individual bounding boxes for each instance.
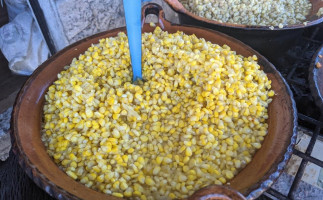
[42,27,274,199]
[180,0,312,27]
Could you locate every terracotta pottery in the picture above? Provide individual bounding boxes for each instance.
[163,0,323,30]
[11,3,297,200]
[309,44,323,111]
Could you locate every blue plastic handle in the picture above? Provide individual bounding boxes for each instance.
[123,0,142,82]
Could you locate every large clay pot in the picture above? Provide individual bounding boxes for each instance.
[11,3,297,200]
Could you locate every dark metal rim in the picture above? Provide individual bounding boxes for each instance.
[309,44,323,111]
[10,24,297,200]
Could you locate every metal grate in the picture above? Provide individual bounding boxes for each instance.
[258,24,323,200]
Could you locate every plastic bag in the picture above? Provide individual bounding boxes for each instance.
[0,11,50,75]
[4,0,28,20]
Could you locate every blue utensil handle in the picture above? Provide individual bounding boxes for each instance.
[123,0,142,82]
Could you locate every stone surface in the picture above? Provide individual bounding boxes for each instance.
[285,128,323,190]
[56,0,93,41]
[56,0,125,44]
[55,0,179,45]
[271,172,323,199]
[270,127,323,199]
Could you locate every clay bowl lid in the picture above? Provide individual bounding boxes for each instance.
[11,3,297,200]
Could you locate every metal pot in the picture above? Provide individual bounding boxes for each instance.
[11,3,297,200]
[164,0,323,62]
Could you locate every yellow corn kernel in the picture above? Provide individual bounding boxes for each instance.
[268,90,275,97]
[128,148,135,153]
[145,176,155,186]
[61,159,70,166]
[66,171,77,180]
[169,193,176,199]
[156,156,163,165]
[85,109,93,118]
[113,181,120,190]
[96,175,104,183]
[252,143,262,149]
[120,182,128,190]
[225,171,234,179]
[219,177,226,184]
[112,192,123,198]
[138,174,145,184]
[124,188,133,197]
[42,27,273,200]
[153,166,161,175]
[185,147,192,157]
[140,135,149,142]
[88,173,97,181]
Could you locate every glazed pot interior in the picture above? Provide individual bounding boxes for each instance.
[12,23,296,200]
